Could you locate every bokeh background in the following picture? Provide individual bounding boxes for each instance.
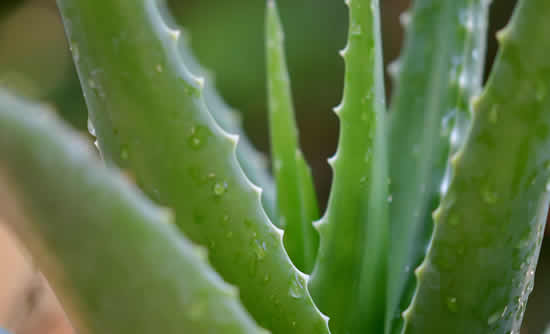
[1,0,548,333]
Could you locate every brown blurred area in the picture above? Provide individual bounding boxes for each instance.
[1,0,549,333]
[0,224,73,334]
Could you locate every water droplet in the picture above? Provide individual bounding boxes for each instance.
[120,145,129,160]
[458,71,468,89]
[289,274,305,299]
[93,140,100,151]
[71,43,80,62]
[264,274,270,283]
[168,29,180,40]
[87,118,96,137]
[254,240,267,260]
[450,124,460,147]
[351,24,362,36]
[213,181,228,196]
[190,137,201,148]
[440,169,451,195]
[195,76,205,89]
[388,60,401,78]
[399,11,411,27]
[156,64,163,72]
[446,296,458,312]
[222,215,230,224]
[387,195,393,203]
[459,10,474,32]
[188,125,210,150]
[88,79,97,89]
[481,185,497,204]
[546,181,550,192]
[472,49,480,61]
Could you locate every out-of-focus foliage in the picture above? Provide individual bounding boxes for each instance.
[3,0,550,333]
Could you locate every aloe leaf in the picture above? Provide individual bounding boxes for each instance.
[265,0,319,274]
[56,0,330,332]
[308,0,387,332]
[403,0,550,332]
[174,26,278,223]
[385,1,491,332]
[0,90,266,334]
[296,152,320,244]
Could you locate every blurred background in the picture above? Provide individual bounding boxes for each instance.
[1,0,548,333]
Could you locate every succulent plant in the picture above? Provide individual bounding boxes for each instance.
[1,0,550,333]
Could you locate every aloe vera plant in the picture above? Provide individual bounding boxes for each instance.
[1,0,550,333]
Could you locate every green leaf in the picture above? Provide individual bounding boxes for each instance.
[403,0,550,332]
[56,0,330,332]
[385,1,491,332]
[0,89,265,334]
[174,24,278,223]
[308,0,388,332]
[265,0,319,274]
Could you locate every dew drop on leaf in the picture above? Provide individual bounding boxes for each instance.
[446,296,458,313]
[213,181,228,196]
[188,125,210,150]
[87,117,96,137]
[351,23,362,36]
[254,240,267,260]
[399,11,411,27]
[70,43,80,62]
[289,274,305,299]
